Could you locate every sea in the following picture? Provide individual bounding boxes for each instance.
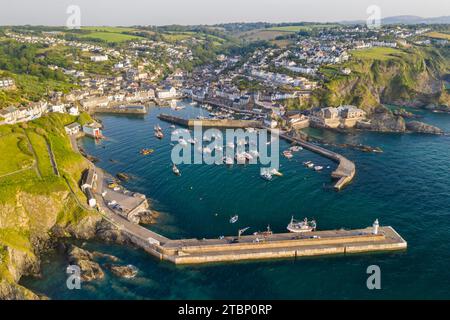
[21,100,450,299]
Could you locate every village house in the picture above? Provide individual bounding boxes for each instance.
[64,122,81,135]
[90,55,108,62]
[80,96,110,110]
[309,105,366,128]
[156,86,178,100]
[288,113,310,129]
[0,78,15,90]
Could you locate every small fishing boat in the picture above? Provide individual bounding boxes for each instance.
[155,130,164,139]
[283,150,293,159]
[260,171,273,181]
[229,215,239,224]
[303,161,314,168]
[154,125,162,132]
[235,153,247,164]
[224,156,234,165]
[314,166,323,171]
[140,148,154,156]
[270,168,283,176]
[172,164,181,176]
[287,217,317,233]
[178,138,188,146]
[289,146,303,152]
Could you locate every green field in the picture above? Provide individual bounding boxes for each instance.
[81,26,138,33]
[78,31,142,43]
[267,24,341,32]
[426,32,450,41]
[351,47,406,61]
[0,133,34,176]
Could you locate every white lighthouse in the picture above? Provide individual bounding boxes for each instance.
[372,219,379,235]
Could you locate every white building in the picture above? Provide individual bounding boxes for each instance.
[90,55,108,62]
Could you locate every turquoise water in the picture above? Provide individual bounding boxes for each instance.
[22,101,450,299]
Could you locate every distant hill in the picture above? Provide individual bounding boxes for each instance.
[341,15,450,25]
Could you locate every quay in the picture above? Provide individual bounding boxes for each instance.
[158,113,262,128]
[158,114,356,191]
[92,104,148,115]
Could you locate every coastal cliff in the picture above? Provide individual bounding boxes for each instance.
[0,113,104,299]
[315,47,450,112]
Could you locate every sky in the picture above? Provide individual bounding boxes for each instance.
[0,0,449,26]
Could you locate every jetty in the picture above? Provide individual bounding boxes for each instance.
[97,190,407,265]
[158,114,355,191]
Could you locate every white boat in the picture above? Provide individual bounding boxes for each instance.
[155,130,164,139]
[314,166,323,171]
[178,138,188,146]
[203,147,212,154]
[243,152,253,161]
[270,168,283,176]
[287,217,317,233]
[260,172,273,181]
[170,125,176,129]
[303,161,314,168]
[172,164,181,176]
[229,215,239,224]
[224,156,234,165]
[154,125,162,131]
[235,153,247,164]
[289,146,302,152]
[283,150,293,159]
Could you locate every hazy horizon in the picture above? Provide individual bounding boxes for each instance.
[0,0,449,26]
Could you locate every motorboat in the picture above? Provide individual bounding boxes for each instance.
[314,166,324,171]
[287,217,317,233]
[140,148,154,156]
[155,130,164,139]
[270,168,283,176]
[283,150,293,159]
[235,153,247,164]
[154,124,162,132]
[229,215,239,224]
[260,171,273,181]
[172,164,181,176]
[224,156,234,165]
[289,146,302,152]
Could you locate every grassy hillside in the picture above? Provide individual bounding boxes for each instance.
[0,112,99,299]
[313,46,450,111]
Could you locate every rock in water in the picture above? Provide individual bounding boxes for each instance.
[406,121,443,135]
[104,264,138,279]
[359,107,406,132]
[66,245,104,282]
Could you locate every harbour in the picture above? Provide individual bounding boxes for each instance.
[21,101,450,299]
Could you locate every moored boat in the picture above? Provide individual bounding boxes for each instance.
[287,217,317,233]
[229,215,239,224]
[172,164,181,176]
[140,148,154,156]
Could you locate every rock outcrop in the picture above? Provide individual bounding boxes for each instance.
[406,121,444,135]
[104,264,138,279]
[66,245,104,282]
[357,107,406,132]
